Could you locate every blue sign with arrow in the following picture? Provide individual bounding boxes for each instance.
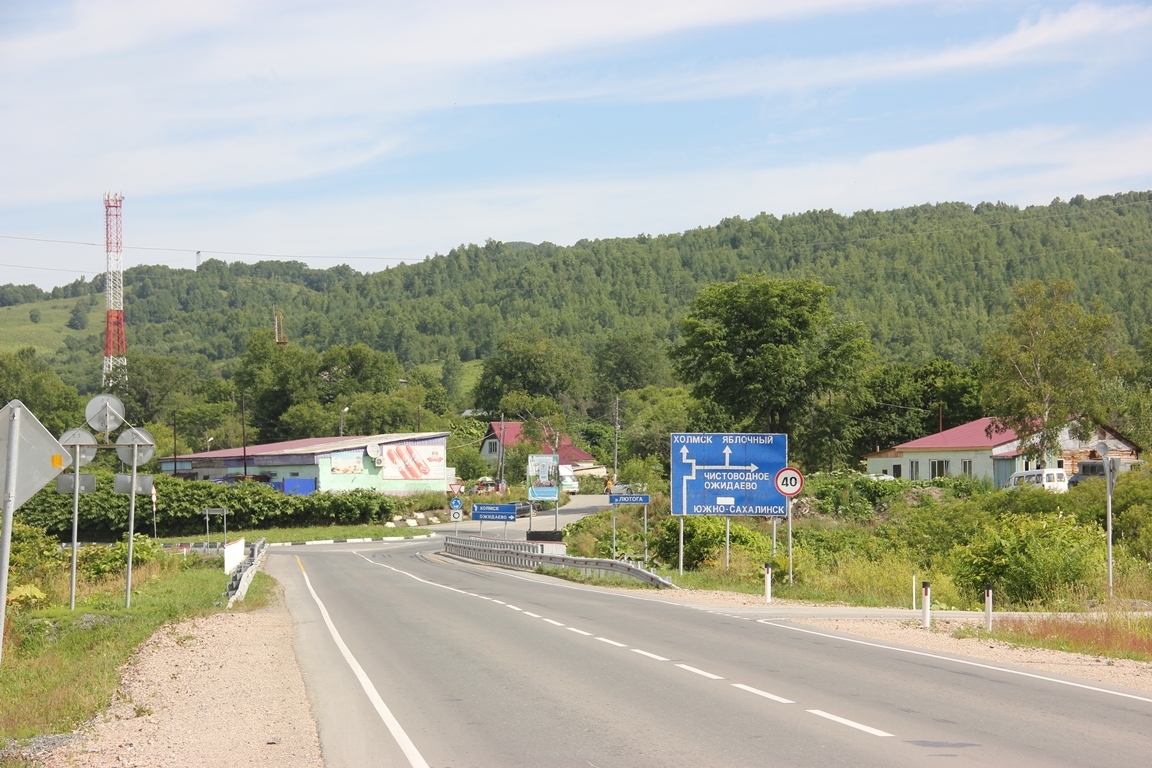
[471,503,517,521]
[670,433,788,517]
[609,494,650,505]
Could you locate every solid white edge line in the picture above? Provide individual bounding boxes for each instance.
[596,637,628,647]
[807,709,893,737]
[732,683,794,704]
[297,566,431,768]
[676,664,725,680]
[567,627,593,636]
[760,621,1152,704]
[632,649,670,661]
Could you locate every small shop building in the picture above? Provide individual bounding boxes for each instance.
[160,432,452,496]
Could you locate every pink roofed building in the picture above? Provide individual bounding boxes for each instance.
[479,421,598,467]
[865,417,1140,488]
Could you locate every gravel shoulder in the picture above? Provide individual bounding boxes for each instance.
[642,588,1152,695]
[16,585,323,768]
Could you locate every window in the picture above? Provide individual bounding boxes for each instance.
[909,460,920,481]
[891,464,902,479]
[930,459,950,479]
[961,460,973,478]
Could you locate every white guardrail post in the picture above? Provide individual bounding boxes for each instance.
[921,581,931,628]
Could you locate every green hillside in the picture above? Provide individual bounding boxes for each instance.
[3,191,1152,392]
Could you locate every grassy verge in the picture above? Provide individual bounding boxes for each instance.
[0,556,231,741]
[954,612,1152,662]
[535,566,660,589]
[155,522,431,546]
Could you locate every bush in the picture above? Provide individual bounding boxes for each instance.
[951,513,1105,606]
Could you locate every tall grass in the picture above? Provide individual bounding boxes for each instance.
[959,611,1152,662]
[0,555,229,740]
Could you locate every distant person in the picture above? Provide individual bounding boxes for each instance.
[604,477,614,494]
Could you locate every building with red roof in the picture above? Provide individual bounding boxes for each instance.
[479,421,598,467]
[865,417,1139,487]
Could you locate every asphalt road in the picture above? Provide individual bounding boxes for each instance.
[266,502,1152,767]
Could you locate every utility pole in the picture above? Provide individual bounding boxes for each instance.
[613,396,620,483]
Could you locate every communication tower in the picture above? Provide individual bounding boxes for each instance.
[102,193,128,388]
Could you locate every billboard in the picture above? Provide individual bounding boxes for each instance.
[527,453,559,501]
[372,443,447,481]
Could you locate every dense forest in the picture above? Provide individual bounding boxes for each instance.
[3,191,1152,478]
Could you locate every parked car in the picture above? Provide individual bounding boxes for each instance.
[1007,468,1068,493]
[514,501,533,517]
[1068,459,1142,487]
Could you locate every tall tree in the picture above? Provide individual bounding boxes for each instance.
[0,347,82,436]
[670,276,872,444]
[981,280,1113,463]
[472,331,590,412]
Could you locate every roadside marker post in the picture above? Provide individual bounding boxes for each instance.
[922,582,932,628]
[765,564,772,604]
[985,584,993,633]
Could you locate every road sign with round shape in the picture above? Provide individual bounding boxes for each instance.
[115,427,156,465]
[450,509,463,522]
[85,394,125,434]
[58,428,98,467]
[774,467,804,497]
[450,497,463,510]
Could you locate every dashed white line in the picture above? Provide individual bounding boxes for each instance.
[732,683,794,704]
[807,710,893,737]
[506,605,522,611]
[491,599,506,604]
[596,637,627,647]
[523,612,541,618]
[676,664,725,680]
[632,649,670,661]
[567,627,594,636]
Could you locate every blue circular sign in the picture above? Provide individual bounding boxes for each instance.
[450,497,463,510]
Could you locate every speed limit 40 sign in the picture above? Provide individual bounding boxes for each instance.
[774,467,804,497]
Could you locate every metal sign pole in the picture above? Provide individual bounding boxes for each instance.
[205,509,210,551]
[0,405,22,667]
[678,516,684,576]
[503,520,508,540]
[223,510,228,546]
[787,496,793,584]
[125,443,138,609]
[643,503,649,566]
[725,517,730,570]
[479,520,484,538]
[69,445,81,610]
[612,505,617,560]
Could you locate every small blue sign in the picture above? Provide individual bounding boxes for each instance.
[471,503,517,521]
[449,497,463,510]
[609,494,651,505]
[671,433,788,517]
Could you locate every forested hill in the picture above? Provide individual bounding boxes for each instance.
[10,190,1152,379]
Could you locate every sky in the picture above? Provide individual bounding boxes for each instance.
[1,0,1151,290]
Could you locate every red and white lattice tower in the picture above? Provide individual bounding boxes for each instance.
[102,193,128,388]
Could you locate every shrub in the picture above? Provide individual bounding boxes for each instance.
[951,513,1105,605]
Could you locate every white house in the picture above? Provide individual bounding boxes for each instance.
[865,417,1140,488]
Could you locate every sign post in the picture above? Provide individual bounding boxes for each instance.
[0,400,67,667]
[58,428,98,611]
[670,433,788,578]
[472,503,516,540]
[774,467,805,585]
[609,494,651,563]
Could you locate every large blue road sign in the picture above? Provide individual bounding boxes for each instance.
[471,503,517,522]
[671,433,788,517]
[609,494,650,505]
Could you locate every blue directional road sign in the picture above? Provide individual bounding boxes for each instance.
[449,497,464,510]
[609,494,650,505]
[471,503,517,522]
[671,433,788,517]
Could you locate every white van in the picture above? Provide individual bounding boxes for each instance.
[1007,468,1069,493]
[558,465,579,494]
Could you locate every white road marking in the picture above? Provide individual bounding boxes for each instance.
[762,621,1152,705]
[596,637,628,647]
[732,683,794,704]
[807,709,893,737]
[677,664,724,680]
[506,605,522,611]
[544,618,565,626]
[491,599,506,604]
[295,558,430,768]
[523,612,541,618]
[567,627,594,636]
[632,649,670,661]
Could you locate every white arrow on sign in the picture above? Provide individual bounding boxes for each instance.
[678,444,760,516]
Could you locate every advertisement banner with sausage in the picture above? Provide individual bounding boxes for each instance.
[375,443,446,481]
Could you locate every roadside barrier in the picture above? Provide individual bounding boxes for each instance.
[226,537,267,607]
[444,536,677,589]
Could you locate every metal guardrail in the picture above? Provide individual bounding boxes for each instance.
[444,536,678,589]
